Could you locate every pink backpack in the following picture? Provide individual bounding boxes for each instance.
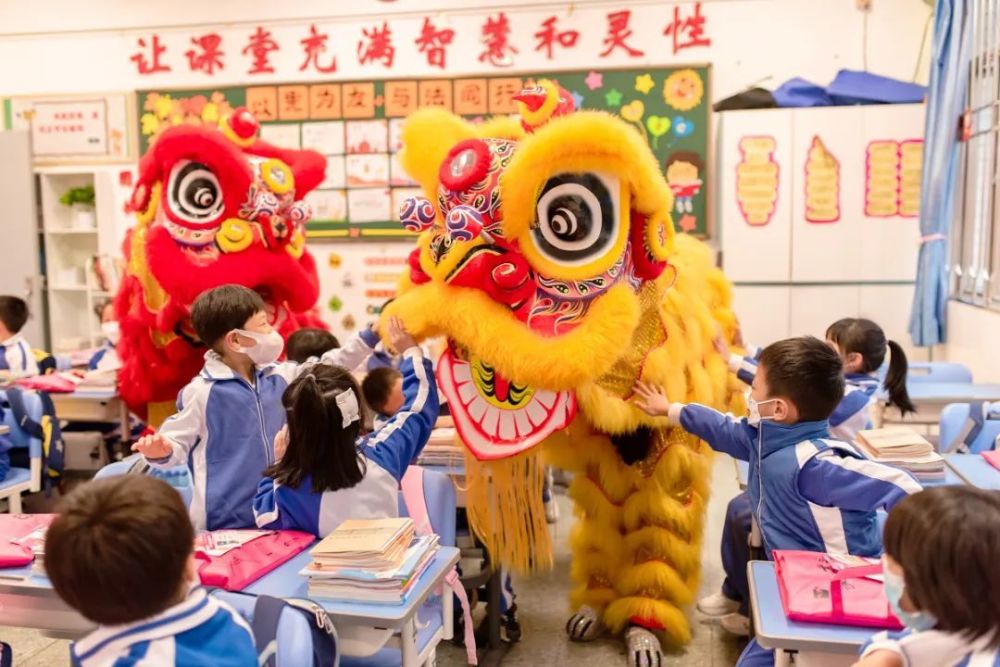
[774,550,903,630]
[195,530,314,591]
[401,466,477,665]
[0,514,55,568]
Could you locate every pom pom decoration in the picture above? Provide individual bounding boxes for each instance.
[445,205,485,242]
[399,196,437,233]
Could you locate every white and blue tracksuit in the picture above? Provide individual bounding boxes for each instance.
[856,628,1000,667]
[728,354,879,442]
[149,329,378,531]
[0,334,38,377]
[70,587,256,667]
[253,347,438,537]
[88,341,121,372]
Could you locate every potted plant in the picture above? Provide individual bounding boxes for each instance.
[60,185,96,229]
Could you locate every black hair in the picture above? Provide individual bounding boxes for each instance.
[758,336,845,422]
[0,296,29,334]
[265,364,367,493]
[826,318,914,415]
[190,284,265,352]
[286,328,340,364]
[362,366,403,413]
[884,486,1000,648]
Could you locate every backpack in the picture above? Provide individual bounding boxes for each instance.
[32,349,57,376]
[229,592,339,667]
[0,387,64,491]
[946,401,1000,453]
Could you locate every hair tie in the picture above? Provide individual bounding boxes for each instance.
[334,389,361,428]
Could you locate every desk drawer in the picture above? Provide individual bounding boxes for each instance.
[51,397,120,422]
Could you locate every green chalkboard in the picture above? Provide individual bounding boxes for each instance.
[137,66,711,240]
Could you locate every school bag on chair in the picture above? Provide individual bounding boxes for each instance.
[0,387,64,492]
[212,590,340,667]
[944,401,1000,453]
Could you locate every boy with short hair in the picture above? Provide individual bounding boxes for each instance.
[132,284,378,530]
[0,296,38,377]
[46,475,257,666]
[634,336,922,643]
[286,327,340,364]
[362,366,404,429]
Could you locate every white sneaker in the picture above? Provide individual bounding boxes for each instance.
[720,612,750,637]
[696,591,740,617]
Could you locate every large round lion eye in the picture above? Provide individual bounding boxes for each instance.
[533,173,618,265]
[168,161,224,225]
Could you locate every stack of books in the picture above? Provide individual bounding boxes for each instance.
[302,518,438,604]
[417,428,464,466]
[856,427,945,481]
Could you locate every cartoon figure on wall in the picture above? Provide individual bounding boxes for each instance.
[117,107,328,425]
[384,81,743,666]
[665,151,704,213]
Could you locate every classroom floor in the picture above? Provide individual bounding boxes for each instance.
[0,454,747,666]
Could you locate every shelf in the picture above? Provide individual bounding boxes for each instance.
[44,228,99,235]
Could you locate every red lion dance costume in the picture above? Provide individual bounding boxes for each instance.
[117,108,326,425]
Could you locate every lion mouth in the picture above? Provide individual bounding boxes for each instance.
[436,345,576,460]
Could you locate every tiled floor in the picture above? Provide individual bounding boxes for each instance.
[0,454,748,666]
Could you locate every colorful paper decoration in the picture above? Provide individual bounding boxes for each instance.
[804,136,840,223]
[864,139,923,218]
[736,135,779,227]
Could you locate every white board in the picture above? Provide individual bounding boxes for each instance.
[718,109,793,283]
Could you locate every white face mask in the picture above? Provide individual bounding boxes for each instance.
[101,321,120,346]
[233,329,284,367]
[746,394,776,427]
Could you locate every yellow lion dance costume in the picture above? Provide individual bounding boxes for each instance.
[384,81,743,661]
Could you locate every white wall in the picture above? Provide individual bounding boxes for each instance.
[0,0,932,98]
[944,302,1000,382]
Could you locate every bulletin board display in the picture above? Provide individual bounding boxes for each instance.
[136,65,711,240]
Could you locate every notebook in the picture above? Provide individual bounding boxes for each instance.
[310,517,414,570]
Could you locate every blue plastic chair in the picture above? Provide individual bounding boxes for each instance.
[0,391,43,514]
[211,590,337,667]
[94,453,194,507]
[938,403,1000,453]
[340,468,457,667]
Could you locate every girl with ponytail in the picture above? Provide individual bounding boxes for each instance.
[825,318,915,438]
[253,318,439,537]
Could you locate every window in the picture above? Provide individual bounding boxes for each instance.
[952,0,1000,308]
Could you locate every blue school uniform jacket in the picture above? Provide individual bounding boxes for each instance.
[669,404,921,556]
[861,628,1000,667]
[0,334,38,377]
[253,347,438,537]
[70,587,256,667]
[149,329,377,531]
[728,354,879,441]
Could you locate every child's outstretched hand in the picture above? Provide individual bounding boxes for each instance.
[713,334,730,359]
[633,381,671,417]
[386,316,417,354]
[131,432,173,460]
[273,425,289,461]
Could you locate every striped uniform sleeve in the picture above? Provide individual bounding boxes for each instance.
[319,325,379,371]
[362,347,439,481]
[728,353,759,386]
[252,478,288,530]
[829,390,874,429]
[672,403,755,461]
[149,381,207,468]
[19,342,38,376]
[798,451,922,512]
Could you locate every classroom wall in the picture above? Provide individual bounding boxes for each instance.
[944,302,1000,382]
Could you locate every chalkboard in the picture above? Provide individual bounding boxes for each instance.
[137,66,711,240]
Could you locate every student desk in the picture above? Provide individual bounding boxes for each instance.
[876,382,1000,427]
[0,547,460,667]
[945,453,1000,489]
[748,560,874,667]
[50,389,131,442]
[736,454,965,490]
[247,546,460,667]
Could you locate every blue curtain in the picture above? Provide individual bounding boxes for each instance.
[909,0,972,346]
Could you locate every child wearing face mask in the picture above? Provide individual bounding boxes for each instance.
[132,284,380,531]
[88,300,121,372]
[634,336,921,666]
[853,486,1000,667]
[705,319,915,636]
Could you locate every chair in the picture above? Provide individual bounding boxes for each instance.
[0,392,43,514]
[879,361,973,384]
[938,403,1000,453]
[211,590,336,667]
[94,453,194,507]
[340,468,457,667]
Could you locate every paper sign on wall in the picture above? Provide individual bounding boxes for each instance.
[30,100,109,157]
[864,139,923,218]
[804,136,840,223]
[736,135,779,226]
